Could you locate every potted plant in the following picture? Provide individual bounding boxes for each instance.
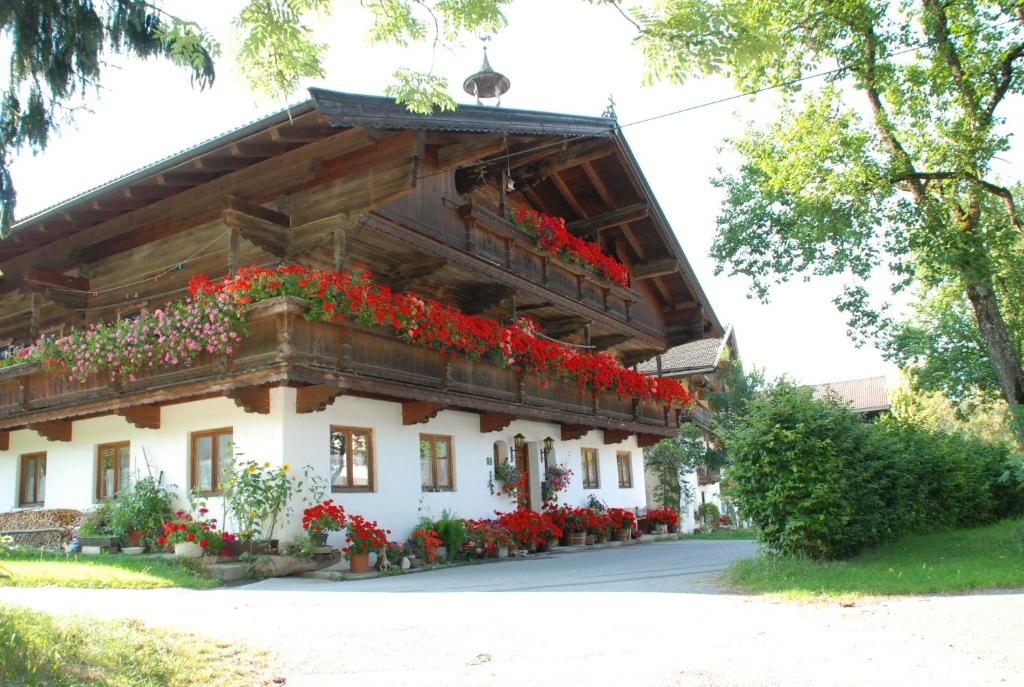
[223,460,299,554]
[646,506,679,534]
[108,477,174,550]
[431,510,466,561]
[411,526,443,564]
[343,513,390,573]
[78,501,120,552]
[607,508,636,541]
[158,509,235,558]
[301,499,346,546]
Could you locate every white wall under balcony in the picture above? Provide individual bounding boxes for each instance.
[0,387,648,543]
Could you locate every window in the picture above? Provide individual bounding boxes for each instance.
[581,448,600,489]
[191,428,233,493]
[96,442,131,500]
[19,452,46,507]
[617,451,633,488]
[420,434,454,491]
[330,426,374,491]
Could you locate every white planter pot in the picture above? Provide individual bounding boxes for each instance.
[495,546,509,559]
[174,541,203,558]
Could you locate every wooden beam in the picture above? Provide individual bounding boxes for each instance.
[118,404,161,430]
[542,315,590,338]
[604,429,630,445]
[459,284,514,315]
[379,258,447,291]
[90,196,150,211]
[25,269,89,293]
[636,433,662,448]
[229,141,295,157]
[228,386,271,414]
[0,431,8,451]
[479,412,515,433]
[621,348,661,368]
[590,334,630,351]
[296,384,343,413]
[194,156,265,172]
[270,124,336,143]
[226,196,291,228]
[402,401,444,425]
[632,258,679,281]
[561,423,590,441]
[567,203,649,236]
[551,172,589,219]
[29,420,72,442]
[156,172,220,187]
[437,134,508,168]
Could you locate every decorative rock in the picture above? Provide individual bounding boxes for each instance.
[400,556,411,571]
[81,545,102,556]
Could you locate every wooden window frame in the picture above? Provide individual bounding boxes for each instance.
[330,425,375,493]
[581,447,600,489]
[19,452,47,507]
[190,428,233,495]
[616,451,633,488]
[420,434,455,492]
[96,441,131,501]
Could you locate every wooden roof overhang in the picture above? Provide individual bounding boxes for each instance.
[0,90,721,371]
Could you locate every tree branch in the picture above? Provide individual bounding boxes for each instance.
[985,39,1024,121]
[890,172,1024,231]
[921,0,981,115]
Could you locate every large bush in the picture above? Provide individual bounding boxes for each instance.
[724,381,1024,559]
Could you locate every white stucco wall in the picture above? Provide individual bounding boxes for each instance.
[0,387,648,544]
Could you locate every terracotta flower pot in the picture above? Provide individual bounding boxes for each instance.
[124,530,144,548]
[349,551,370,573]
[174,541,203,558]
[613,527,631,542]
[569,532,587,547]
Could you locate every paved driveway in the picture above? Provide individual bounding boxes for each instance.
[2,539,1021,686]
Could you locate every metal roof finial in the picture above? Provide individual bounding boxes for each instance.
[602,94,617,120]
[463,36,511,106]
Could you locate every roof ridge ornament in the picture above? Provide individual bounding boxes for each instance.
[602,94,617,120]
[463,36,511,106]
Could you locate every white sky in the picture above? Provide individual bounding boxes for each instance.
[13,0,1013,386]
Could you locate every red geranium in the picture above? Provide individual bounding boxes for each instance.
[302,499,347,534]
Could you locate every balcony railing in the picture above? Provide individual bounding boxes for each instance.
[0,297,682,437]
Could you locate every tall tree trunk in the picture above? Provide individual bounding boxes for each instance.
[965,278,1024,446]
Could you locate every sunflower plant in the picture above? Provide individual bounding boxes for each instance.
[222,459,299,541]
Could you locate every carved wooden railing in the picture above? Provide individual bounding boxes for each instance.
[0,297,683,434]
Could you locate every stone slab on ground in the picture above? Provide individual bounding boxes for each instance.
[210,562,248,583]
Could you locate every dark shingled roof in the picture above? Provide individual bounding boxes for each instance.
[809,376,890,413]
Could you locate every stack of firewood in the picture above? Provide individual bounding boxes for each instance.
[0,508,82,550]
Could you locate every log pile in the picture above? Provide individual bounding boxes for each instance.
[0,509,82,550]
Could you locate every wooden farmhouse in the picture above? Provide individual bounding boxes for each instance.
[0,88,723,539]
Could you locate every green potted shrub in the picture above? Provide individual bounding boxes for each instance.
[431,510,466,561]
[697,502,720,532]
[108,477,174,550]
[222,459,299,555]
[78,500,120,552]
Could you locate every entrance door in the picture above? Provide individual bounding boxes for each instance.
[514,443,531,510]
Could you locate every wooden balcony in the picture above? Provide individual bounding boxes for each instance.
[0,297,681,442]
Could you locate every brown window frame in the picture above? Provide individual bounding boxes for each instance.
[19,452,47,507]
[96,441,131,501]
[581,447,600,489]
[420,434,455,492]
[616,451,633,488]
[330,425,375,493]
[190,428,233,494]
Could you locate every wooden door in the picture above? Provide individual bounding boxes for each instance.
[515,444,531,510]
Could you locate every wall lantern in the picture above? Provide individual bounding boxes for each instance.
[513,433,526,451]
[542,436,554,458]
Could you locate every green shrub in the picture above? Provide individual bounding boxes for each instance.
[724,380,1024,559]
[108,477,175,546]
[696,503,720,530]
[432,510,467,559]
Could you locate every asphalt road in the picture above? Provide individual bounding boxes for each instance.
[3,539,1022,686]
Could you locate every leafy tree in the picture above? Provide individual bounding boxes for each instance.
[643,424,719,512]
[0,0,510,230]
[889,372,1017,445]
[705,350,765,437]
[627,1,1024,445]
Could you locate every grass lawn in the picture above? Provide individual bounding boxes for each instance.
[0,604,274,687]
[725,518,1024,598]
[0,551,219,589]
[684,528,758,540]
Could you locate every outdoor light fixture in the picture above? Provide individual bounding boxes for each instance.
[542,436,554,457]
[513,433,525,451]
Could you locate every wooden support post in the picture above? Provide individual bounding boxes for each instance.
[29,292,39,340]
[118,404,161,430]
[479,412,515,433]
[333,226,346,271]
[0,431,8,451]
[296,384,343,414]
[228,227,240,275]
[402,401,444,426]
[29,420,72,442]
[603,429,630,445]
[560,423,589,441]
[228,386,271,414]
